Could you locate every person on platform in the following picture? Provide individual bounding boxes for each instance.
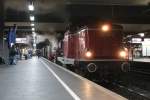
[9,45,17,65]
[24,49,28,60]
[37,50,41,58]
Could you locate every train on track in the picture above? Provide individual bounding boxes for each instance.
[55,23,131,82]
[40,23,150,99]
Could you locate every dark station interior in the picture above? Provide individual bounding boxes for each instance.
[0,0,150,100]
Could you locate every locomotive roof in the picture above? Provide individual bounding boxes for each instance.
[67,24,123,34]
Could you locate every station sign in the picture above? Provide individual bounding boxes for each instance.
[132,38,142,43]
[16,38,27,44]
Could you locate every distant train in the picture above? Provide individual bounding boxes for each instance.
[57,23,130,82]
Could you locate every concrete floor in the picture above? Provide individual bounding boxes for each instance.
[133,58,150,62]
[0,57,126,100]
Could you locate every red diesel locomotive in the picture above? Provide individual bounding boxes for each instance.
[57,24,130,81]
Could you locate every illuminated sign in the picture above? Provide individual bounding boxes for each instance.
[132,38,142,43]
[16,38,27,43]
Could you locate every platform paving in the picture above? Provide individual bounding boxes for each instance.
[0,57,127,100]
[133,58,150,63]
[0,57,73,100]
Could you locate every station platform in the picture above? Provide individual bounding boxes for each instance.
[0,57,127,100]
[133,58,150,63]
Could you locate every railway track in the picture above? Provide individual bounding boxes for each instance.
[103,62,150,100]
[109,83,150,100]
[95,69,150,100]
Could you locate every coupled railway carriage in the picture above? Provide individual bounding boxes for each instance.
[57,24,130,82]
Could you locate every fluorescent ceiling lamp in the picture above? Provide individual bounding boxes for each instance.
[28,4,34,11]
[30,16,35,21]
[32,32,36,36]
[32,28,35,31]
[31,23,35,26]
[33,33,36,37]
[139,33,145,37]
[33,43,36,47]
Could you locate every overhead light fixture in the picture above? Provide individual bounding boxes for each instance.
[31,23,35,26]
[30,16,35,21]
[28,4,34,11]
[139,33,145,37]
[32,28,35,31]
[33,33,36,37]
[33,43,36,47]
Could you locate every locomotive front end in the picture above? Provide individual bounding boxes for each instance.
[76,24,130,82]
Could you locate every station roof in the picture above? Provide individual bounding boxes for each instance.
[1,0,150,34]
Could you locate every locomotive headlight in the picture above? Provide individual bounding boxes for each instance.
[101,24,111,32]
[85,51,92,58]
[119,51,127,58]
